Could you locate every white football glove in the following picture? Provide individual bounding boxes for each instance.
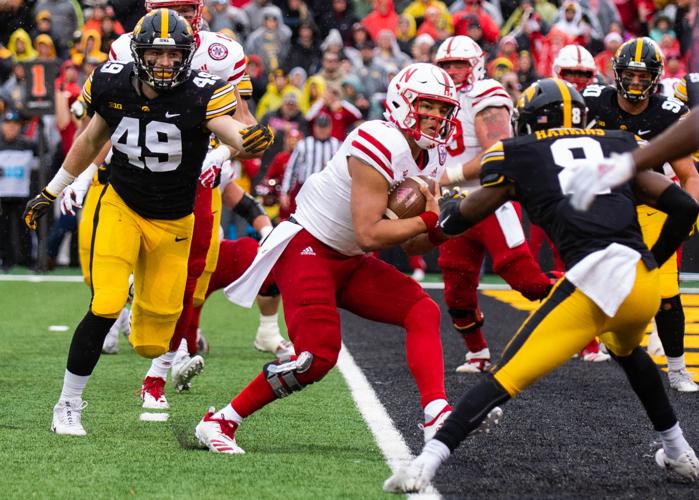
[199,145,230,189]
[59,163,97,215]
[569,152,636,211]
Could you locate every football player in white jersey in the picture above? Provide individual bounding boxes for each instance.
[552,44,597,92]
[435,36,555,373]
[194,63,503,455]
[61,0,285,409]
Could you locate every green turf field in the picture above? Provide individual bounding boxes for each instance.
[0,281,390,499]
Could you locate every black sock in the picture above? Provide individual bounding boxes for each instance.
[655,295,685,358]
[435,375,510,452]
[66,311,116,376]
[611,347,677,432]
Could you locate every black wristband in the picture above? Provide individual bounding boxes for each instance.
[233,192,265,225]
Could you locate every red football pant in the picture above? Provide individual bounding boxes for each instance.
[439,208,550,351]
[185,237,262,341]
[168,185,213,353]
[231,229,446,418]
[528,223,565,272]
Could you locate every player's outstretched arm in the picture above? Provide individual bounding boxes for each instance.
[439,184,512,237]
[350,157,439,252]
[222,180,273,239]
[632,108,699,172]
[23,113,111,229]
[634,171,699,266]
[206,114,274,159]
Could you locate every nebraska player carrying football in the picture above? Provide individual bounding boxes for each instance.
[197,63,503,455]
[435,35,555,373]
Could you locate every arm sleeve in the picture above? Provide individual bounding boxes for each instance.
[650,184,699,266]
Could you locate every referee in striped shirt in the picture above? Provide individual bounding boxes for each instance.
[280,113,340,213]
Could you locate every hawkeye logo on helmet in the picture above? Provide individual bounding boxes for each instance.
[153,38,176,45]
[627,61,647,69]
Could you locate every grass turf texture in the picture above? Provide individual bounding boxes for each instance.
[0,282,389,499]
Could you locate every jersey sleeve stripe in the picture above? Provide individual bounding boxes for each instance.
[481,154,505,165]
[481,174,506,187]
[229,69,245,83]
[211,83,235,99]
[472,90,512,107]
[81,74,93,104]
[357,129,392,163]
[206,100,237,118]
[233,58,245,69]
[351,140,394,179]
[109,46,117,61]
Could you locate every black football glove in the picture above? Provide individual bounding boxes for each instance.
[23,188,56,230]
[438,188,471,236]
[241,124,275,155]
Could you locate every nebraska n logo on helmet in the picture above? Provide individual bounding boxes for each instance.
[515,78,588,135]
[613,37,664,102]
[384,63,461,150]
[130,9,196,91]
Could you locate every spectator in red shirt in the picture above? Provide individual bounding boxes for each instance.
[453,0,499,45]
[595,32,622,83]
[305,86,361,140]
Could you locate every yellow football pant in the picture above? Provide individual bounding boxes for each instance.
[637,205,679,298]
[78,178,103,287]
[493,262,660,397]
[89,185,193,358]
[193,188,222,306]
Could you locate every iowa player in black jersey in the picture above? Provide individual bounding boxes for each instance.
[22,9,257,437]
[582,37,699,393]
[384,80,699,493]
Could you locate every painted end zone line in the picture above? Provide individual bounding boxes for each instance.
[337,343,441,499]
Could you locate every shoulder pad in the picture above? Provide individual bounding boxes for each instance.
[197,31,246,85]
[349,121,408,182]
[108,33,133,62]
[469,79,513,116]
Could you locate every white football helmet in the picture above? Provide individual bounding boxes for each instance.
[552,44,596,91]
[384,63,460,150]
[145,0,204,33]
[435,36,485,88]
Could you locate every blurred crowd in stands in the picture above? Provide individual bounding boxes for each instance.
[1,0,698,271]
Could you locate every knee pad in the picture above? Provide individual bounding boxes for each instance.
[133,344,168,359]
[91,289,129,319]
[448,308,484,333]
[264,351,314,398]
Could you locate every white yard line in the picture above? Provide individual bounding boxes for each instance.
[337,343,441,500]
[0,275,84,282]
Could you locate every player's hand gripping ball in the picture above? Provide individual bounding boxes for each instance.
[384,175,436,220]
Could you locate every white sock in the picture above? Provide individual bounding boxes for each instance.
[257,313,279,336]
[60,370,90,401]
[146,351,176,380]
[423,399,449,422]
[213,403,243,425]
[116,306,130,331]
[173,338,189,366]
[414,439,451,478]
[660,422,692,460]
[667,354,686,372]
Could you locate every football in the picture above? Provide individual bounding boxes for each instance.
[384,175,437,220]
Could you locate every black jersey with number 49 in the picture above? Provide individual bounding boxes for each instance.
[479,128,655,270]
[82,60,237,219]
[582,84,687,141]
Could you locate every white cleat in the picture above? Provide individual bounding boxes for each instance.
[254,324,295,359]
[455,348,491,373]
[473,406,503,435]
[171,354,205,393]
[647,329,665,356]
[668,369,699,393]
[655,448,699,481]
[420,408,451,443]
[582,350,611,362]
[51,399,87,436]
[383,458,435,494]
[141,376,169,410]
[195,407,245,454]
